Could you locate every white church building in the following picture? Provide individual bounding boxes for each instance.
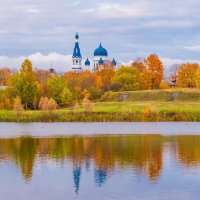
[72,33,117,71]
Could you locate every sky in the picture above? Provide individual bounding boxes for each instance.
[0,0,200,73]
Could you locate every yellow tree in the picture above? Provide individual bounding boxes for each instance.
[196,68,200,88]
[13,96,24,116]
[95,63,115,91]
[177,63,199,88]
[145,54,164,89]
[12,59,37,109]
[0,68,11,86]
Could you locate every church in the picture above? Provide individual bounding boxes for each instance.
[72,33,117,71]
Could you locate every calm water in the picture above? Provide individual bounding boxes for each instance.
[1,123,200,200]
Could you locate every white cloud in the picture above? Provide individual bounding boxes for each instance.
[0,52,73,72]
[1,52,200,77]
[184,46,200,51]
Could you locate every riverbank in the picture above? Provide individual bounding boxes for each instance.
[1,100,200,122]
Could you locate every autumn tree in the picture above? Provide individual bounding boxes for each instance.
[47,75,66,105]
[177,63,199,88]
[95,63,115,91]
[64,70,96,100]
[139,69,152,90]
[13,96,24,116]
[112,66,140,91]
[0,89,12,109]
[60,87,73,107]
[0,68,11,86]
[131,59,145,72]
[11,59,37,109]
[145,54,164,89]
[196,68,200,88]
[39,97,57,111]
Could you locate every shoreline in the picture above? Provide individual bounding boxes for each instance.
[1,110,200,122]
[1,122,200,137]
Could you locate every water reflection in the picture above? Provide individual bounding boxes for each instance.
[1,135,200,195]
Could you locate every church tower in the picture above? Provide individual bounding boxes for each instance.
[72,33,82,70]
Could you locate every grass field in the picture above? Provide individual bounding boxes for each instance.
[1,89,200,122]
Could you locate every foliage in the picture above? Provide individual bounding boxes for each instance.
[82,97,94,112]
[112,66,140,91]
[195,68,200,89]
[39,97,58,111]
[10,59,37,109]
[60,87,73,107]
[47,75,66,105]
[13,96,24,116]
[145,54,164,89]
[177,63,199,88]
[160,81,170,89]
[0,68,11,86]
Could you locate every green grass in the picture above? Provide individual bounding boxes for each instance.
[102,88,200,102]
[1,100,200,122]
[1,89,200,122]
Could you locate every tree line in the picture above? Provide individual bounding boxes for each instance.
[0,53,200,110]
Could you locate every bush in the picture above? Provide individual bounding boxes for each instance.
[13,96,24,116]
[160,81,170,89]
[82,97,94,112]
[39,97,58,111]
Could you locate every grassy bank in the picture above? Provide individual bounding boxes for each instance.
[102,88,200,102]
[1,101,200,122]
[1,89,200,122]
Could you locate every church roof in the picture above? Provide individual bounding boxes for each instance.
[73,42,82,58]
[73,33,82,58]
[94,43,108,57]
[85,58,90,66]
[111,58,117,66]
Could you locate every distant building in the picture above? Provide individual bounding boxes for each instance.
[72,33,82,70]
[71,33,117,71]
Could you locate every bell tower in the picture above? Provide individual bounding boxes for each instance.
[72,32,82,70]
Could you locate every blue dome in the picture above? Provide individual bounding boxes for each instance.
[75,32,79,40]
[85,58,90,66]
[94,43,108,57]
[98,58,104,65]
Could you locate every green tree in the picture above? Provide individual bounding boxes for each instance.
[12,59,37,109]
[47,76,65,105]
[112,66,140,91]
[60,87,73,107]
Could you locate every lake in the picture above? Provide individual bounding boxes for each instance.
[1,122,200,200]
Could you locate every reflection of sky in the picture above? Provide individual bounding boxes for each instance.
[2,122,200,138]
[1,155,200,200]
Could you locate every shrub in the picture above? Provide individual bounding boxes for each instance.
[160,81,170,89]
[82,97,94,112]
[39,97,58,111]
[13,96,24,116]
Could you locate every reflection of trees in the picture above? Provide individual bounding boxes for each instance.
[0,135,164,183]
[1,135,200,187]
[0,136,38,182]
[174,136,200,167]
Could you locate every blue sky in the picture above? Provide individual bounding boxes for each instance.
[0,0,200,72]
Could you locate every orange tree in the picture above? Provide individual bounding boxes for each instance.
[177,63,199,88]
[145,54,164,89]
